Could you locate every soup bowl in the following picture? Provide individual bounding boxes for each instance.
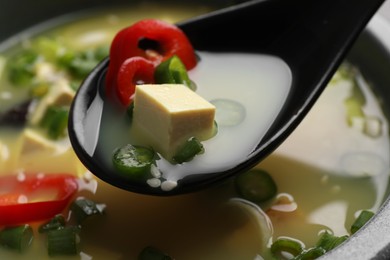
[1,0,390,259]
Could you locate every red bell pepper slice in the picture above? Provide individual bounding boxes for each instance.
[0,173,78,226]
[116,57,155,106]
[106,19,197,100]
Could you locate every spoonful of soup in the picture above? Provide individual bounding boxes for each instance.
[68,0,385,195]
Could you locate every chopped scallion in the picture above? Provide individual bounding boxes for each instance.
[172,137,204,164]
[235,169,277,202]
[40,105,69,139]
[138,246,173,260]
[316,231,348,251]
[293,247,326,260]
[350,210,375,234]
[39,214,66,233]
[47,226,79,256]
[154,55,193,89]
[112,144,156,181]
[71,198,105,224]
[0,224,33,253]
[127,102,135,120]
[30,82,50,98]
[271,237,304,258]
[8,50,39,86]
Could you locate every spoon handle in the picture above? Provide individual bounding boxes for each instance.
[179,0,385,57]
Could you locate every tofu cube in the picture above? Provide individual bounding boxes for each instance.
[131,84,216,159]
[20,129,57,155]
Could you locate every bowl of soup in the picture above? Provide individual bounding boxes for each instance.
[1,0,390,259]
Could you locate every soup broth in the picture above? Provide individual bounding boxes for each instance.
[0,3,389,260]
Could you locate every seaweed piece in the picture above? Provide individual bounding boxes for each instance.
[0,100,32,126]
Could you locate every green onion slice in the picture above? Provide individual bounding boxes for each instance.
[47,226,79,256]
[39,214,66,233]
[138,246,173,260]
[271,237,304,257]
[172,137,204,164]
[113,144,156,180]
[40,105,69,139]
[351,210,375,234]
[154,55,194,89]
[294,247,326,260]
[316,231,348,251]
[0,224,34,253]
[235,169,277,202]
[71,198,105,224]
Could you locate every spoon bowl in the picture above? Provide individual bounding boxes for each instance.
[69,0,386,195]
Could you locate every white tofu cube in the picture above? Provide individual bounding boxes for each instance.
[20,129,57,155]
[131,84,216,159]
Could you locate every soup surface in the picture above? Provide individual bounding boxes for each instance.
[0,3,389,260]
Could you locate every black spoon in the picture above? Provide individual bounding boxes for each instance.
[69,0,386,195]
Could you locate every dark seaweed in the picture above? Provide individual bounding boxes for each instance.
[0,100,32,126]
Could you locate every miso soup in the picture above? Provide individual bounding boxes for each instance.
[0,3,388,260]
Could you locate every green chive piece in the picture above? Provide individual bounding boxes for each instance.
[39,214,66,233]
[8,50,38,86]
[344,97,365,126]
[71,198,105,224]
[40,105,69,139]
[70,80,81,91]
[271,237,304,258]
[235,169,277,202]
[30,82,50,98]
[154,55,193,89]
[58,46,108,80]
[47,226,79,256]
[0,224,34,253]
[127,102,135,121]
[33,37,63,62]
[112,144,156,180]
[138,246,173,260]
[351,210,375,234]
[316,231,348,251]
[172,137,204,164]
[293,247,326,260]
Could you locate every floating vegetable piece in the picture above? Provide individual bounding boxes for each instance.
[316,231,348,251]
[0,100,32,126]
[40,105,69,139]
[293,247,326,260]
[0,173,78,226]
[0,224,33,253]
[116,57,155,106]
[8,50,39,85]
[38,214,66,233]
[271,237,304,258]
[154,55,193,89]
[235,169,277,202]
[70,198,105,224]
[106,19,197,97]
[112,144,156,180]
[59,46,110,80]
[172,137,204,164]
[138,246,173,260]
[47,226,79,256]
[126,102,135,120]
[350,210,375,234]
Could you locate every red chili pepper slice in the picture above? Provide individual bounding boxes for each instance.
[0,173,78,226]
[116,57,155,106]
[106,19,197,100]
